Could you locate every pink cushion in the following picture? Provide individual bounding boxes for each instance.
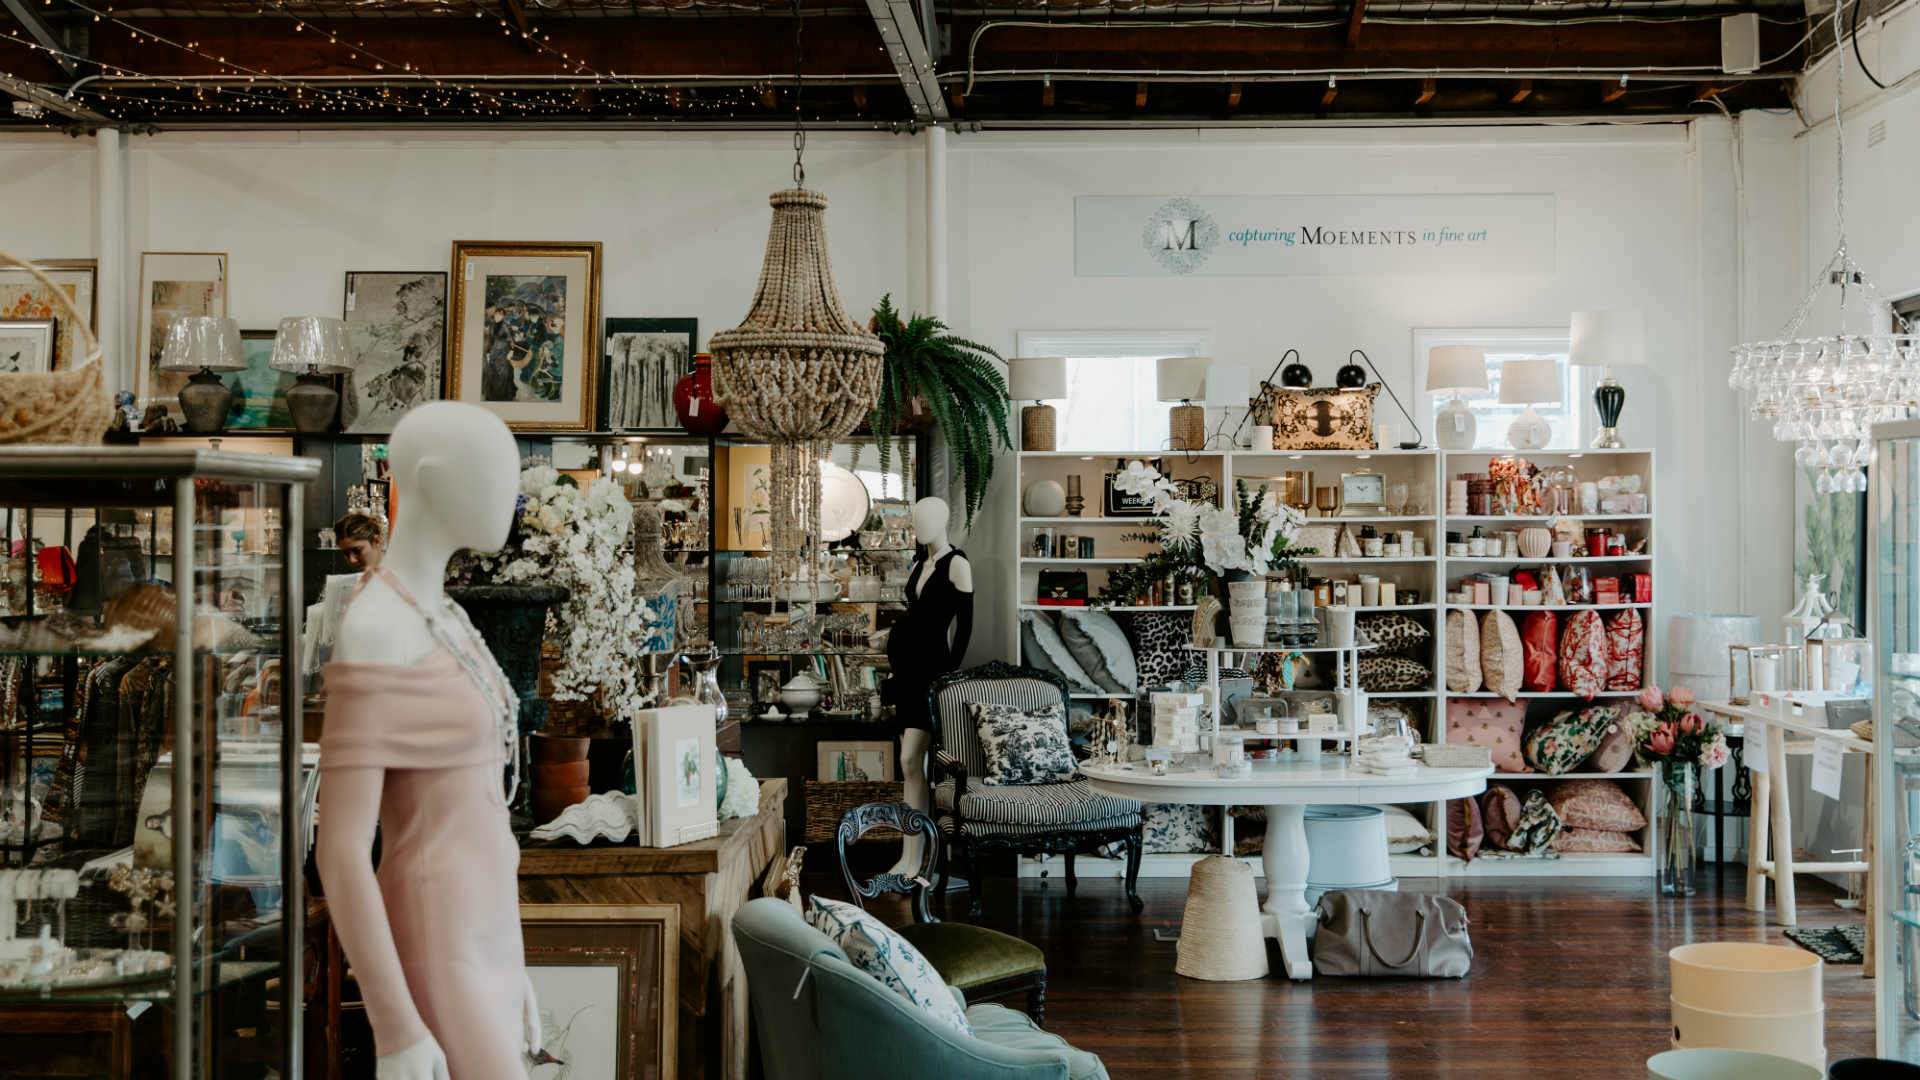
[1521,611,1559,692]
[1480,610,1524,702]
[1446,699,1529,773]
[1551,827,1643,854]
[1606,609,1645,691]
[1558,609,1609,700]
[1550,779,1647,832]
[1448,796,1484,862]
[1585,719,1635,773]
[1481,783,1523,851]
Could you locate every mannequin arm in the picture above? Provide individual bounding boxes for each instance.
[314,766,432,1055]
[946,555,974,667]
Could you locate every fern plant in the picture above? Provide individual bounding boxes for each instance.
[867,294,1012,527]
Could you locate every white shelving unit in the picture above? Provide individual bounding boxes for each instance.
[1010,445,1658,879]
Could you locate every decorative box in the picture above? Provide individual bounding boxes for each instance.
[1594,577,1621,604]
[1631,573,1653,603]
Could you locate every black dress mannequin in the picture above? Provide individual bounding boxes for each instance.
[886,546,973,729]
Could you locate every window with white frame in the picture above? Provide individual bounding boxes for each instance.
[1411,328,1589,450]
[1014,330,1212,452]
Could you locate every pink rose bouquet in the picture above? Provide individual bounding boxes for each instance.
[1631,683,1728,775]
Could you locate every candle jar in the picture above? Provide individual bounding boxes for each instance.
[1467,475,1494,517]
[1316,486,1339,518]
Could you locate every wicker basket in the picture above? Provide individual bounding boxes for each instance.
[0,249,111,446]
[804,779,904,843]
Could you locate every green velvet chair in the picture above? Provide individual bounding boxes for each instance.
[836,802,1048,1020]
[732,897,1108,1080]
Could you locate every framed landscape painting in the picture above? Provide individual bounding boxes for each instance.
[137,251,228,413]
[447,241,601,432]
[221,330,296,431]
[521,903,679,1080]
[342,270,449,433]
[0,258,95,369]
[602,318,697,431]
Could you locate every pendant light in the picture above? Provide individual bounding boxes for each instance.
[708,0,884,589]
[1728,3,1917,495]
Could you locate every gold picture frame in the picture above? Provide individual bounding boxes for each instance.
[521,902,679,1080]
[448,240,602,432]
[0,257,96,371]
[136,251,229,413]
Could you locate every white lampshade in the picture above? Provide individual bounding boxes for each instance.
[1205,357,1254,409]
[1425,345,1489,394]
[1157,355,1209,402]
[1569,310,1647,370]
[1007,356,1067,401]
[157,316,246,373]
[269,315,355,375]
[1498,357,1562,405]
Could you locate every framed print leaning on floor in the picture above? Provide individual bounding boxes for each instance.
[137,251,228,414]
[341,269,448,433]
[448,241,601,432]
[520,903,679,1080]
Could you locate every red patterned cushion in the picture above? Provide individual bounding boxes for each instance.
[1558,609,1609,700]
[1551,827,1643,853]
[1521,610,1559,692]
[1550,778,1647,832]
[1446,699,1529,773]
[1606,609,1645,691]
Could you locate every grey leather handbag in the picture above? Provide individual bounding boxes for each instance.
[1311,890,1473,978]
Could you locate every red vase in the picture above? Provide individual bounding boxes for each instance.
[674,352,728,436]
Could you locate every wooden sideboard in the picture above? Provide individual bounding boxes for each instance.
[518,777,787,1080]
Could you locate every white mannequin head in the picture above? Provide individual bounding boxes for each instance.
[389,402,521,558]
[910,496,951,549]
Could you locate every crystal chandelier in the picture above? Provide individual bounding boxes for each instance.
[1728,3,1916,495]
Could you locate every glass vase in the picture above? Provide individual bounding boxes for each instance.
[1660,760,1698,897]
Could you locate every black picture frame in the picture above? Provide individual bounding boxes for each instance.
[600,317,698,432]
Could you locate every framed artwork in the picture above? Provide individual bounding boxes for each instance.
[342,270,449,433]
[720,443,773,550]
[603,318,697,431]
[0,258,95,370]
[742,658,789,705]
[447,241,601,432]
[220,330,297,431]
[0,318,55,374]
[817,740,895,782]
[521,903,679,1080]
[137,252,228,412]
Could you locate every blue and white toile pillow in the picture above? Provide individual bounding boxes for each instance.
[971,702,1076,786]
[805,895,973,1035]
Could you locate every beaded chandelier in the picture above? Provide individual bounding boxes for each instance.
[1728,3,1916,495]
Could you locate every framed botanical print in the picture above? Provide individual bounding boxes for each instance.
[0,319,55,375]
[602,317,697,431]
[521,903,679,1080]
[0,258,95,370]
[342,270,449,433]
[448,241,601,432]
[221,330,296,431]
[137,251,228,412]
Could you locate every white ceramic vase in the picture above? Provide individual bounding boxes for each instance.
[1226,578,1268,626]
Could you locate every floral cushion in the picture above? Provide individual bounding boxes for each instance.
[1358,656,1432,693]
[1446,699,1529,773]
[1551,826,1642,854]
[1445,608,1482,693]
[1358,612,1432,657]
[1480,610,1524,702]
[1508,789,1563,855]
[1558,609,1610,700]
[806,895,972,1035]
[972,702,1076,786]
[1550,778,1647,832]
[1142,803,1212,854]
[1520,611,1559,692]
[1606,609,1645,691]
[1523,706,1620,775]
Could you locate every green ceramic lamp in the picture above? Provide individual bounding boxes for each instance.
[1569,310,1646,449]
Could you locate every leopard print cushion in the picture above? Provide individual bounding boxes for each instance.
[1127,612,1193,689]
[1358,656,1432,693]
[1358,612,1432,658]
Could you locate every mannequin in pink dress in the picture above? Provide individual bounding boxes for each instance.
[315,402,542,1080]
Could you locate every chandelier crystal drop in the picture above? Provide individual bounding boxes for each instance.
[1727,3,1916,496]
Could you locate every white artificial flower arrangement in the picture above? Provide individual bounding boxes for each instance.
[470,464,663,719]
[1111,459,1308,578]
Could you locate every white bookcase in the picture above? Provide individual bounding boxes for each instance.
[1010,445,1657,879]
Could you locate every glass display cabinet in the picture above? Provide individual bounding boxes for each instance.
[0,447,316,1080]
[1875,419,1920,1061]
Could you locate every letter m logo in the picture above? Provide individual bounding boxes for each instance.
[1156,218,1198,251]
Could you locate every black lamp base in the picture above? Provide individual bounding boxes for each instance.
[287,372,341,433]
[1592,377,1626,449]
[178,368,233,435]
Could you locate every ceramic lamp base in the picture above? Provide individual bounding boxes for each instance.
[1170,403,1206,451]
[1506,406,1551,450]
[1434,397,1478,450]
[177,368,233,435]
[1021,402,1057,451]
[1592,376,1626,448]
[286,372,340,433]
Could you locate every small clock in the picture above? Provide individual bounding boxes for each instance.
[1337,471,1386,516]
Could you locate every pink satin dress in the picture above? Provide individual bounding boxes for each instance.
[319,649,526,1079]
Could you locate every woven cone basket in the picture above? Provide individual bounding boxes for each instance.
[0,249,111,445]
[1175,855,1270,981]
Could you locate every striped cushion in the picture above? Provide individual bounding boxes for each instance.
[935,778,1141,827]
[936,675,1067,781]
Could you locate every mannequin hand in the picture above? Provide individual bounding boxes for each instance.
[376,1036,450,1080]
[522,972,544,1054]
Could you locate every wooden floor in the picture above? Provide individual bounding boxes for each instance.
[849,866,1874,1079]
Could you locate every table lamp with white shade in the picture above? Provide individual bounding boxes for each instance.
[1569,309,1646,449]
[1157,355,1210,451]
[1498,357,1562,450]
[157,316,247,435]
[1425,345,1488,450]
[1007,356,1067,451]
[270,315,356,433]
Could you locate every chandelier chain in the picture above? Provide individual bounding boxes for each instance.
[792,0,806,188]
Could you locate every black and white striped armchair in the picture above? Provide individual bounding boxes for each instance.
[928,661,1144,918]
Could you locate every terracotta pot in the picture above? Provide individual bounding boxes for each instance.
[531,733,590,763]
[533,784,591,825]
[531,760,591,788]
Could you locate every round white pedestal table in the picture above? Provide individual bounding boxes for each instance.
[1081,758,1492,979]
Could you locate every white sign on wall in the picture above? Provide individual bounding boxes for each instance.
[1074,193,1557,277]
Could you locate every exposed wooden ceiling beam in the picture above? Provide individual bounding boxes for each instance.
[1509,79,1533,105]
[1321,81,1338,108]
[1226,80,1242,109]
[1693,83,1724,103]
[1041,76,1054,107]
[1602,79,1628,104]
[500,0,534,51]
[1134,81,1147,108]
[1344,0,1369,49]
[1414,76,1435,105]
